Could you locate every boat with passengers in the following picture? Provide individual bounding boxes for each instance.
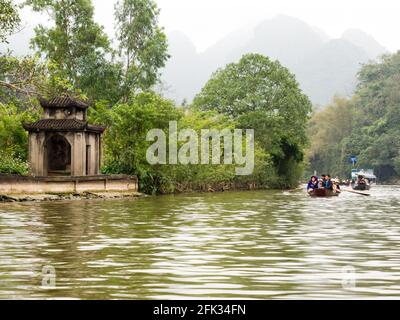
[351,169,376,191]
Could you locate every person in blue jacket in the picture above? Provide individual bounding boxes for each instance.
[307,176,319,194]
[324,175,334,191]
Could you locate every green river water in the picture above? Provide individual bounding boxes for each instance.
[1,185,400,299]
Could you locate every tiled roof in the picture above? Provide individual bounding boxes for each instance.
[87,124,106,133]
[23,119,105,133]
[39,95,89,109]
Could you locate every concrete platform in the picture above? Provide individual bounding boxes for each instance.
[0,174,138,195]
[0,191,144,202]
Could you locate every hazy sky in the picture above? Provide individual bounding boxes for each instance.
[12,0,400,53]
[99,0,399,52]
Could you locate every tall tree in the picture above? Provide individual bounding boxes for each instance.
[344,53,400,180]
[0,55,44,100]
[193,53,312,186]
[306,96,357,177]
[306,53,400,181]
[114,0,169,99]
[0,0,20,43]
[25,0,121,102]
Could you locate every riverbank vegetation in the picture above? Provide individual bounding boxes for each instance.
[1,0,310,193]
[306,52,400,182]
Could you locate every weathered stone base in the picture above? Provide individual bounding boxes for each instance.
[0,191,144,202]
[0,174,138,195]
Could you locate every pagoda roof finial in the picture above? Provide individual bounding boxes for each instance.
[39,94,90,110]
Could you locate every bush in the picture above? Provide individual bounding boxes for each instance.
[0,151,29,175]
[91,92,279,194]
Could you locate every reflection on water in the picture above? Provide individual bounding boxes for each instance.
[1,185,400,299]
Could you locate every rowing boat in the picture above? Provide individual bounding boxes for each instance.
[352,184,371,191]
[309,189,339,197]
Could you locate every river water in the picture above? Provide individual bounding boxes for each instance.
[0,185,400,299]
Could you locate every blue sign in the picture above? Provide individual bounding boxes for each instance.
[350,156,357,165]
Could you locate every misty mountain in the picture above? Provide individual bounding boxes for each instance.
[342,28,387,59]
[1,14,388,106]
[161,15,387,106]
[294,39,370,106]
[161,32,201,103]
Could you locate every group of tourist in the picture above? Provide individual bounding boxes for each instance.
[356,175,368,186]
[307,174,341,194]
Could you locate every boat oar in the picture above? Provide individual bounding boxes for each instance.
[343,189,371,196]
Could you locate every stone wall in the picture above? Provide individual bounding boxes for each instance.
[0,174,138,194]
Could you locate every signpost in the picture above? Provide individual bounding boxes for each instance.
[350,156,357,167]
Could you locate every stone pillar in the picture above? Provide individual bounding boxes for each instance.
[37,132,46,176]
[28,133,38,176]
[95,134,100,175]
[28,132,47,176]
[72,132,86,176]
[87,133,97,176]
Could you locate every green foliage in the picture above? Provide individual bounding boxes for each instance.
[26,0,110,70]
[152,110,237,194]
[0,151,29,175]
[0,102,40,158]
[193,53,312,187]
[25,0,121,102]
[306,96,357,177]
[0,0,20,43]
[1,4,312,192]
[307,52,400,181]
[89,54,308,193]
[89,92,276,194]
[0,54,42,102]
[115,0,169,99]
[168,109,273,192]
[0,53,89,107]
[21,0,169,104]
[89,92,182,193]
[352,53,400,180]
[0,102,39,175]
[193,54,309,118]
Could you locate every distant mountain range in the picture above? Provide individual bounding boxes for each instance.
[1,14,388,106]
[161,15,387,106]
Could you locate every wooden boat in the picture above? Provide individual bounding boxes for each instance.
[352,183,370,191]
[309,189,339,197]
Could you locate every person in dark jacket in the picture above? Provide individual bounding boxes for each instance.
[324,175,334,191]
[307,176,319,194]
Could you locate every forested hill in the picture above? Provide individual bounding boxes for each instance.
[306,52,400,182]
[162,15,387,106]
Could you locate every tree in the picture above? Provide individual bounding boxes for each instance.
[346,53,400,180]
[306,96,357,177]
[193,53,312,187]
[0,102,40,174]
[89,94,275,194]
[307,52,400,181]
[89,92,182,193]
[114,0,169,99]
[0,54,41,96]
[0,0,20,43]
[0,53,88,107]
[0,53,52,109]
[25,0,121,102]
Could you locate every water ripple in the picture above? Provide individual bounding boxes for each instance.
[0,186,400,299]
